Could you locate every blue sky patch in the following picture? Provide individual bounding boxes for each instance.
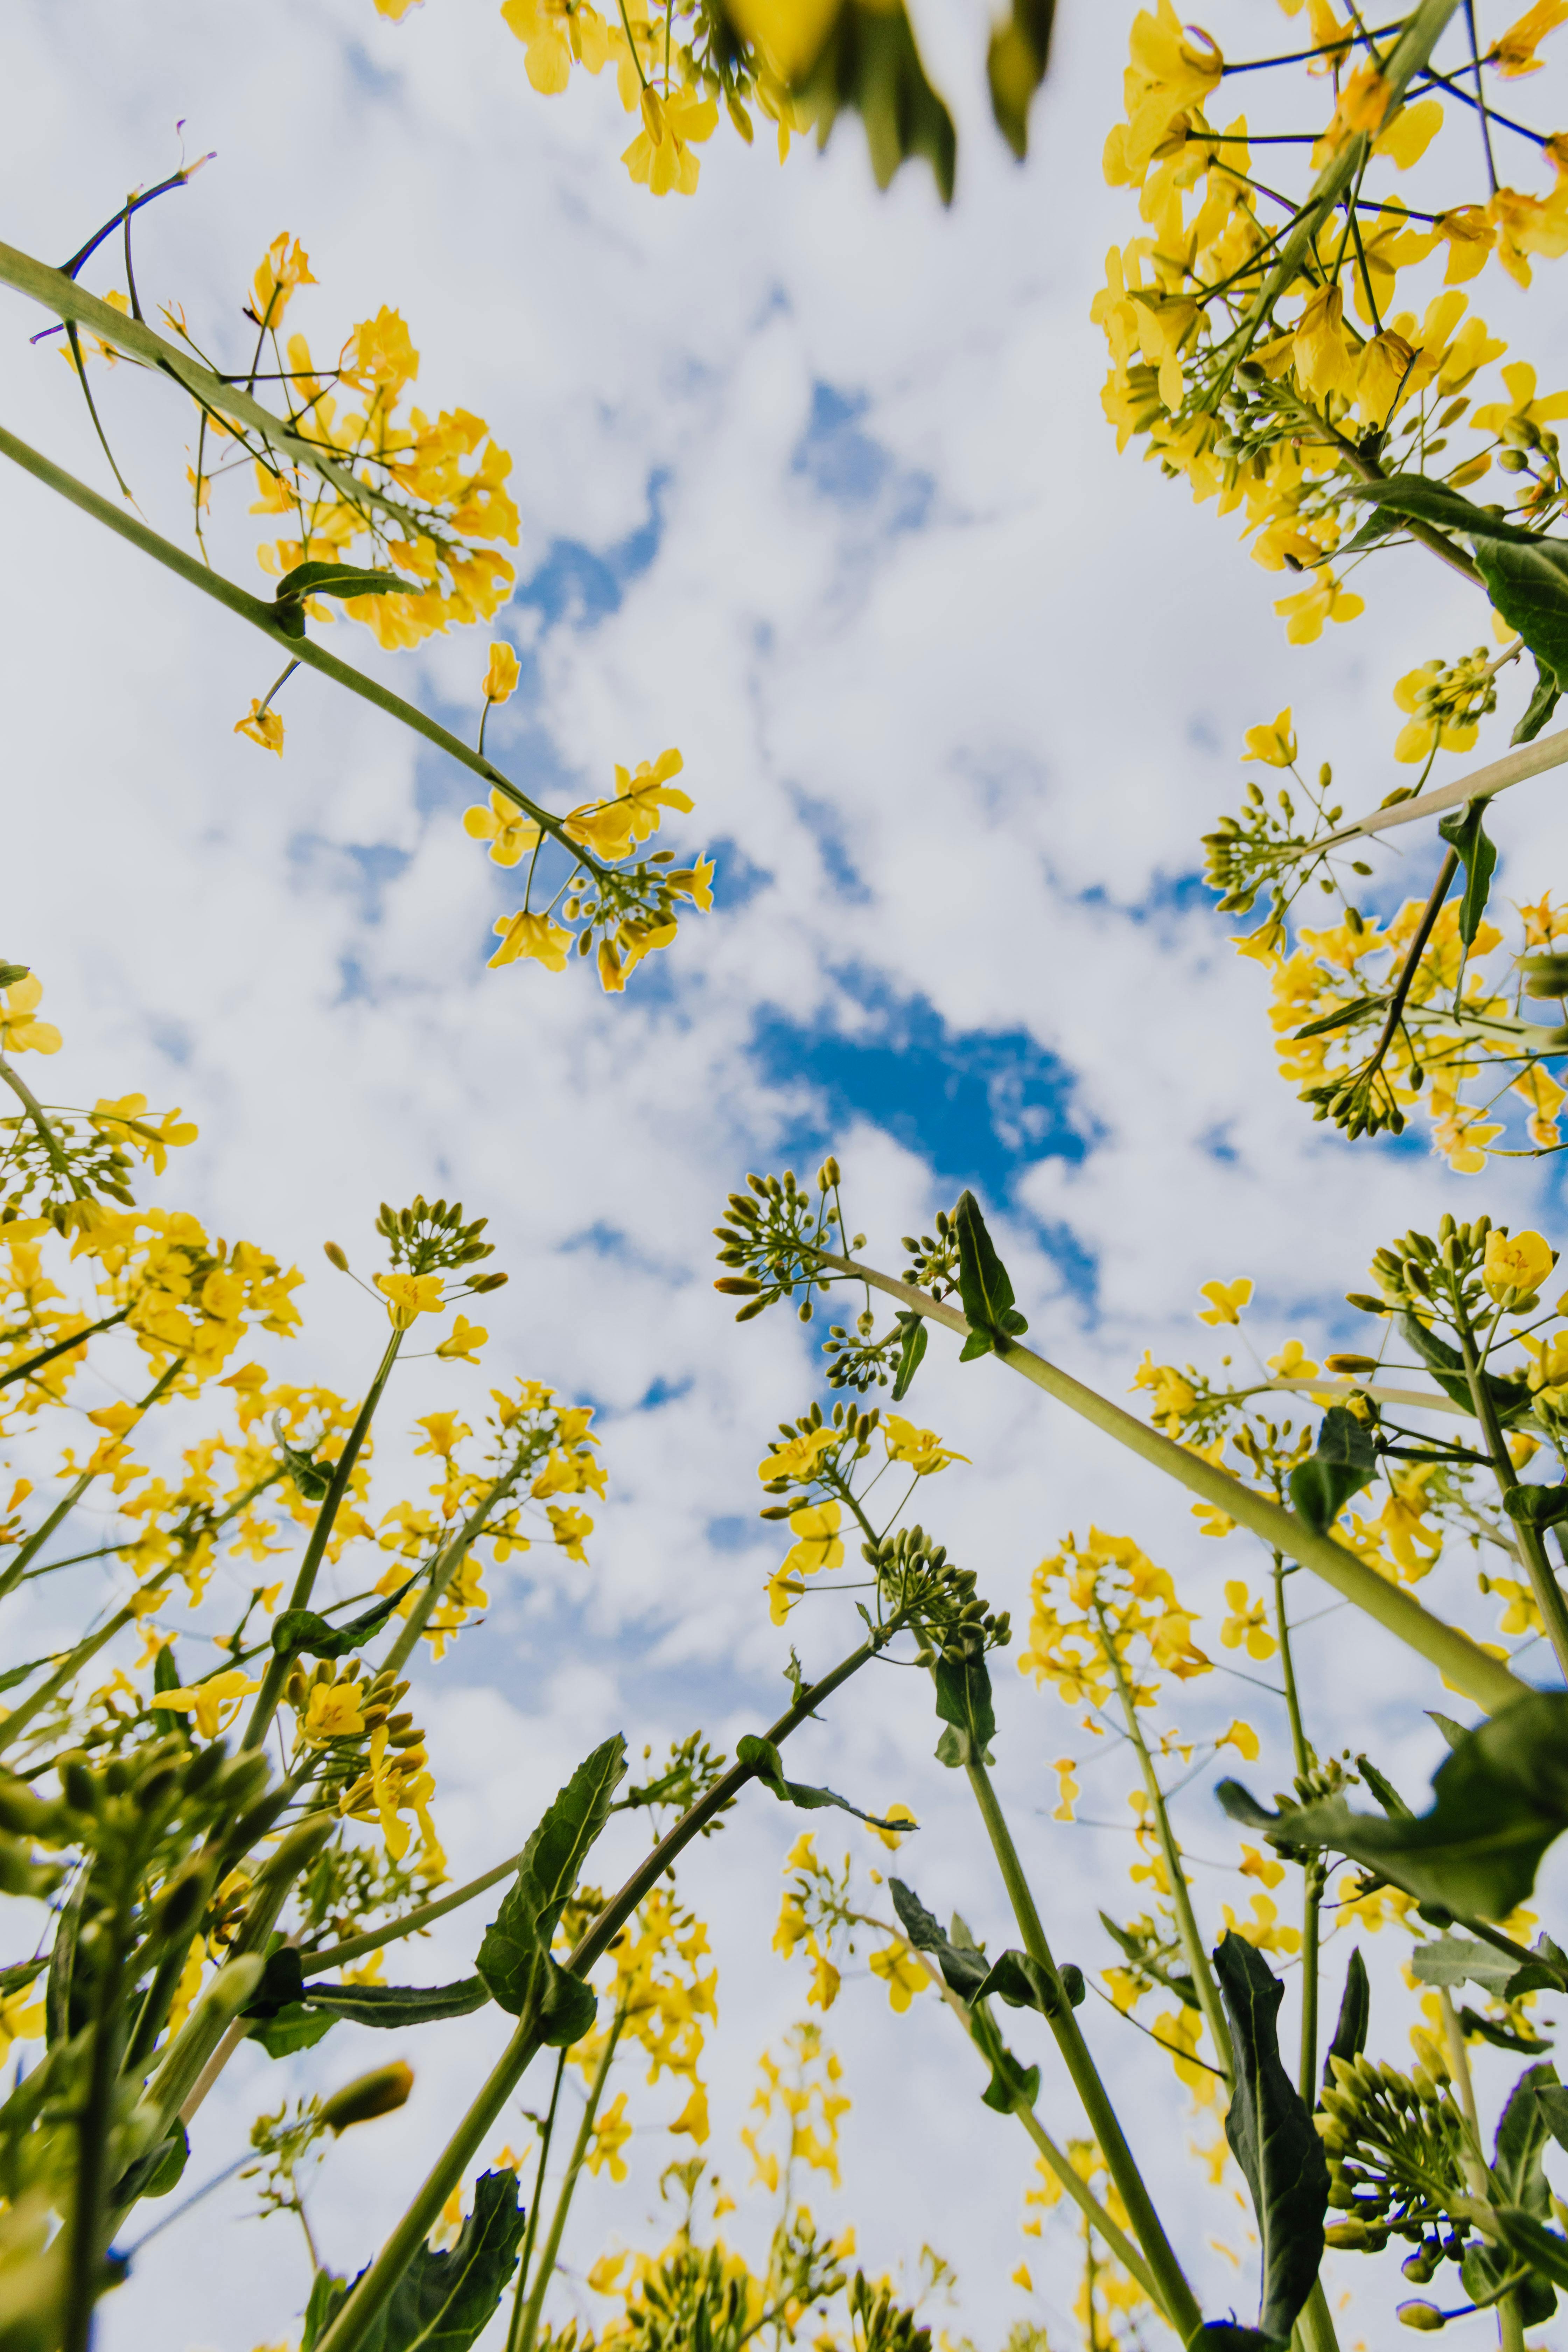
[792,383,933,531]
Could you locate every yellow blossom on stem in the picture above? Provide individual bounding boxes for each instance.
[587,2091,634,2181]
[882,1415,968,1476]
[1267,1339,1320,1380]
[1240,710,1296,766]
[1220,1583,1276,1660]
[233,699,285,755]
[482,642,520,702]
[0,974,62,1057]
[863,1803,916,1851]
[436,1315,488,1364]
[1483,1227,1555,1302]
[153,1668,262,1741]
[868,1944,927,2012]
[374,1272,444,1329]
[1197,1278,1252,1326]
[464,791,542,867]
[489,910,571,972]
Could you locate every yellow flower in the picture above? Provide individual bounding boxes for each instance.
[882,1415,969,1476]
[1293,283,1359,400]
[483,642,520,702]
[782,1501,843,1577]
[1492,0,1568,77]
[1267,1339,1320,1380]
[153,1668,262,1741]
[234,699,285,755]
[1217,1718,1260,1760]
[724,0,838,78]
[1012,2267,1033,2293]
[0,1980,45,2064]
[670,2081,710,2142]
[806,1940,840,2011]
[759,1426,839,1483]
[1373,98,1443,167]
[863,1803,916,1851]
[587,2255,627,2297]
[374,1272,445,1329]
[1274,570,1365,644]
[868,1944,928,2013]
[1222,1891,1300,1956]
[1240,710,1296,766]
[621,89,720,198]
[489,910,571,971]
[1220,1584,1276,1661]
[0,974,62,1057]
[303,1681,367,1741]
[1483,1227,1555,1303]
[436,1315,489,1364]
[1197,1277,1252,1326]
[1239,1842,1284,1889]
[249,233,316,332]
[463,790,542,867]
[565,749,693,860]
[587,2091,633,2180]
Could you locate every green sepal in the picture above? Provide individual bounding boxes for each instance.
[735,1735,915,1834]
[932,1652,995,1764]
[969,1949,1084,2017]
[1514,654,1562,745]
[476,1735,625,2029]
[272,1582,413,1660]
[1436,799,1498,948]
[1214,1932,1329,2348]
[953,1191,1027,1358]
[891,1314,927,1403]
[302,2170,526,2352]
[1217,1693,1568,1921]
[1287,1405,1376,1536]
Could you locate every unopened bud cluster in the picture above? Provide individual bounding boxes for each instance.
[899,1209,959,1300]
[858,1529,1010,1666]
[1317,2051,1469,2254]
[376,1194,496,1278]
[713,1168,842,1324]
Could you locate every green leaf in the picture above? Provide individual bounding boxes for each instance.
[1505,1932,1568,1999]
[977,2037,1042,2115]
[306,2171,526,2352]
[891,1314,927,1404]
[276,562,428,606]
[953,1190,1027,1359]
[1398,1311,1531,1427]
[0,964,30,991]
[1355,1755,1412,1819]
[1537,2082,1568,2153]
[1429,1711,1470,1751]
[112,2122,188,2205]
[303,1977,491,2028]
[272,1583,414,1661]
[969,1948,1084,2017]
[1214,1932,1329,2348]
[1217,1693,1568,1921]
[735,1735,915,1833]
[932,1652,996,1766]
[1513,654,1561,746]
[1458,2004,1552,2054]
[1292,993,1384,1041]
[792,0,957,203]
[1287,1405,1377,1536]
[475,1736,625,2036]
[887,1879,989,2002]
[986,0,1055,159]
[1358,476,1537,544]
[1410,1935,1519,1994]
[1356,478,1568,685]
[250,2002,340,2059]
[1484,2206,1568,2299]
[1505,1484,1568,1531]
[1098,1910,1199,2011]
[1322,1947,1369,2095]
[1436,800,1497,948]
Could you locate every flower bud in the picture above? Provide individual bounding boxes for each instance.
[324,1243,350,1272]
[321,2061,414,2134]
[1397,2302,1446,2331]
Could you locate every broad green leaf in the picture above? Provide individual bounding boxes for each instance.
[1322,1947,1369,2093]
[891,1314,926,1404]
[1514,655,1561,745]
[1411,1936,1518,1995]
[476,1736,626,2029]
[1436,800,1497,948]
[953,1190,1027,1360]
[1359,476,1538,544]
[791,0,957,203]
[1503,1932,1568,1999]
[1537,2082,1568,2152]
[969,1948,1084,2017]
[1496,2061,1558,2212]
[1218,1693,1568,1921]
[272,1583,413,1661]
[303,1977,490,2028]
[1398,1311,1531,1426]
[1287,1405,1376,1536]
[305,2170,526,2352]
[250,2002,339,2059]
[888,1879,989,2001]
[1484,2206,1568,2303]
[735,1735,915,1833]
[932,1652,995,1766]
[986,0,1055,159]
[888,1885,1042,2112]
[1214,1932,1329,2348]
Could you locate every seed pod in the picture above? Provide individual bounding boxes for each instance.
[321,2061,415,2134]
[1396,2302,1446,2331]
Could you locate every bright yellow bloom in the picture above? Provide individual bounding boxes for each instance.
[565,749,693,860]
[1217,1718,1260,1760]
[724,0,838,78]
[621,89,719,198]
[1293,283,1359,400]
[303,1681,367,1741]
[234,699,285,755]
[0,1981,45,2065]
[1374,98,1443,167]
[1240,710,1296,766]
[1240,1842,1284,1889]
[1012,2267,1033,2293]
[806,1939,840,2011]
[1267,1339,1320,1380]
[670,2081,710,2141]
[483,642,520,702]
[759,1426,838,1483]
[781,1501,843,1577]
[863,1802,917,1851]
[154,1668,262,1740]
[1220,1583,1275,1660]
[464,790,542,867]
[1274,570,1365,644]
[489,910,571,971]
[1222,1891,1301,1956]
[882,1415,968,1476]
[0,974,62,1057]
[1197,1277,1252,1326]
[1484,1227,1555,1302]
[374,1272,445,1329]
[868,1943,928,2013]
[587,2092,634,2180]
[249,233,316,332]
[436,1315,489,1364]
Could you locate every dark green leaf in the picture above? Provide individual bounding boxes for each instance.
[303,1977,490,2028]
[891,1315,926,1404]
[306,2171,526,2352]
[1355,1756,1412,1820]
[952,1190,1027,1359]
[250,2002,340,2059]
[970,1948,1084,2017]
[736,1735,914,1833]
[0,1960,42,2001]
[1428,1712,1470,1751]
[112,2122,188,2205]
[1474,537,1568,688]
[271,1415,335,1502]
[476,1736,625,2029]
[792,0,957,203]
[1411,1936,1518,1994]
[1399,1312,1531,1427]
[1458,2004,1552,2053]
[1513,655,1561,746]
[1191,2331,1278,2352]
[986,0,1054,158]
[272,1584,413,1661]
[1486,2206,1568,2297]
[1214,1932,1329,2347]
[153,1643,182,1696]
[46,1861,92,2046]
[1506,1484,1568,1531]
[1495,2065,1558,2212]
[1506,1933,1568,1999]
[1358,476,1538,544]
[1537,2083,1568,2153]
[276,563,428,607]
[1292,993,1384,1041]
[932,1652,996,1766]
[888,1879,989,2001]
[1436,800,1497,949]
[1322,1948,1369,2096]
[245,1945,306,2019]
[1217,1693,1568,1921]
[976,2035,1041,2115]
[1287,1406,1377,1535]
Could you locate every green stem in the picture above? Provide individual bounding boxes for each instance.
[0,1307,130,1391]
[1269,1555,1321,2098]
[299,1847,525,1977]
[817,1250,1525,1715]
[310,1629,896,2352]
[1096,1606,1232,2082]
[513,2009,626,2352]
[960,1750,1203,2345]
[1498,2291,1527,2352]
[62,1926,128,2352]
[508,2054,566,2351]
[1451,1291,1568,1680]
[1298,2278,1342,2352]
[0,425,602,879]
[0,1053,86,1197]
[241,1329,403,1750]
[381,1463,525,1677]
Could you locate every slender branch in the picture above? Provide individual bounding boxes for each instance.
[1451,1293,1568,1680]
[1314,726,1568,853]
[0,1307,130,1391]
[1359,845,1459,1089]
[299,1848,525,1977]
[513,2009,625,2352]
[381,1463,525,1677]
[508,2054,566,2351]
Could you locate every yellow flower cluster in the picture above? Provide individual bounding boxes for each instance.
[1018,1526,1210,1713]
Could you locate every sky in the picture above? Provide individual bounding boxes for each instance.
[5,2,1568,2349]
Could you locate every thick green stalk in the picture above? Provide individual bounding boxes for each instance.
[818,1250,1524,1714]
[513,2009,625,2352]
[1097,1607,1232,2082]
[0,1308,129,1392]
[381,1463,524,1677]
[241,1329,403,1750]
[311,1629,895,2352]
[507,2054,566,2352]
[961,1751,1204,2346]
[299,1847,525,1978]
[62,1930,129,2352]
[0,1360,181,1608]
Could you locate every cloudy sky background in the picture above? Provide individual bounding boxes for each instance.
[6,2,1568,2347]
